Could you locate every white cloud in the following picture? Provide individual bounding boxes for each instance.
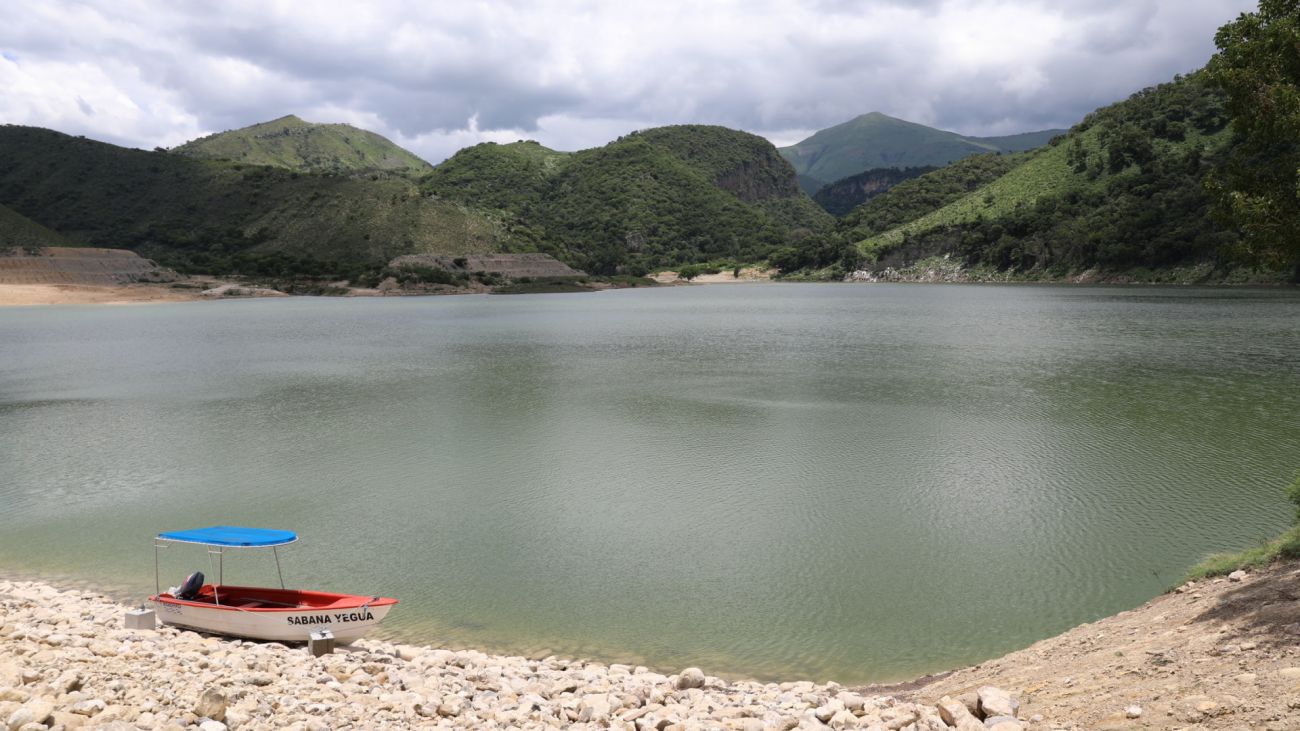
[0,0,1258,162]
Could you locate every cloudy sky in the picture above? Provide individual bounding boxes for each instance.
[0,0,1257,164]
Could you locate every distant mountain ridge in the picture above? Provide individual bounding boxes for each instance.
[0,121,828,280]
[171,115,432,174]
[780,112,1064,193]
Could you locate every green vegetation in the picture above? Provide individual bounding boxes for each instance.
[0,120,828,282]
[808,71,1274,279]
[0,125,505,276]
[421,140,568,218]
[1204,0,1300,275]
[779,112,1062,191]
[171,115,432,173]
[0,203,69,252]
[811,166,937,216]
[838,153,1028,239]
[422,125,831,275]
[490,279,591,294]
[1186,473,1300,580]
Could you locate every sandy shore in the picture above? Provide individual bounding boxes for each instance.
[0,284,206,307]
[651,268,776,285]
[905,562,1300,730]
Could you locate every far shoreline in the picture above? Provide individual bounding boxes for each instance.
[2,276,1295,308]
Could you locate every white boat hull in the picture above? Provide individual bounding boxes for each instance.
[150,598,392,643]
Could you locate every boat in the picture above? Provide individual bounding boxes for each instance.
[148,526,397,643]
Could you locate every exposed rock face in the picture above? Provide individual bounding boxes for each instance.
[811,166,937,216]
[0,247,177,286]
[0,579,1033,730]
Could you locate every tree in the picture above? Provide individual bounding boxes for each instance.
[1205,0,1300,274]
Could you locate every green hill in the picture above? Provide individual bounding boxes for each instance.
[421,140,568,219]
[423,125,832,275]
[780,112,1064,193]
[0,125,504,277]
[171,115,432,174]
[0,121,829,281]
[848,72,1255,275]
[0,202,70,251]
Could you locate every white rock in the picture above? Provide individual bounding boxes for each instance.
[1124,705,1142,718]
[675,668,706,690]
[837,692,867,713]
[937,696,984,731]
[199,721,228,731]
[1228,570,1247,582]
[5,708,38,731]
[814,699,844,723]
[194,687,227,722]
[69,699,105,716]
[828,708,860,729]
[977,687,1018,719]
[436,697,464,717]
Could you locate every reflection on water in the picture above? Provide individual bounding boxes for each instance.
[1,284,1298,683]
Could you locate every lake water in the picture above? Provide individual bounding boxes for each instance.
[1,284,1298,683]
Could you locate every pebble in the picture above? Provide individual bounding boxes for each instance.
[1125,705,1142,718]
[1228,570,1248,582]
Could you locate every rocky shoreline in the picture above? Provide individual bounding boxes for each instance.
[1,580,1032,730]
[8,563,1300,730]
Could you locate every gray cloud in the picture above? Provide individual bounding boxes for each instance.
[0,0,1257,163]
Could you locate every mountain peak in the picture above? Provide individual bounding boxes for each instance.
[779,113,1065,192]
[171,116,431,173]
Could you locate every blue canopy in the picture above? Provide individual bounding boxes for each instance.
[157,526,297,547]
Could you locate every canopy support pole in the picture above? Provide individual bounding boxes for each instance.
[207,547,222,606]
[273,546,285,589]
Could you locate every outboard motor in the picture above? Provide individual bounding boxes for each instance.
[177,571,204,601]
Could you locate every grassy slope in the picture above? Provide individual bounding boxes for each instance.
[858,138,1089,253]
[779,112,1060,187]
[0,203,70,249]
[172,115,432,173]
[839,153,1029,240]
[0,126,503,271]
[854,74,1239,271]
